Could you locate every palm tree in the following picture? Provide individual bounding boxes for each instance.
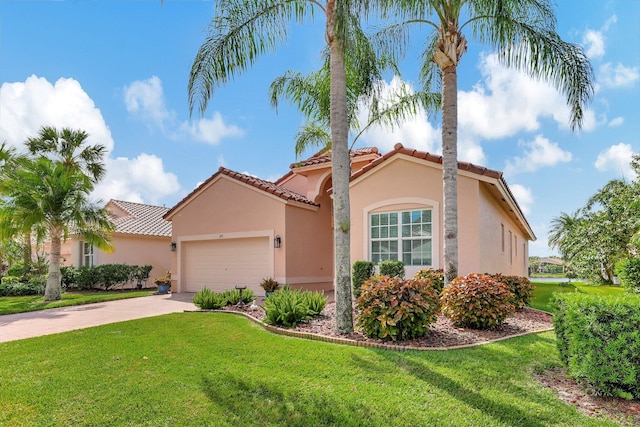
[382,0,594,283]
[26,126,107,184]
[0,157,114,301]
[548,211,581,259]
[269,38,439,156]
[189,0,383,333]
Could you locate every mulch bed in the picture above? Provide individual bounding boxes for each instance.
[219,301,639,424]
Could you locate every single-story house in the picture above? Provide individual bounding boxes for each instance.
[164,143,535,295]
[60,199,172,286]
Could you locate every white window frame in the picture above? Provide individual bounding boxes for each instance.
[369,209,433,267]
[82,242,95,267]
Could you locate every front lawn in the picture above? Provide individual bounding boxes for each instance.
[0,313,620,426]
[530,281,624,312]
[0,290,154,315]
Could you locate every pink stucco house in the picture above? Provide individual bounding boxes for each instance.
[60,199,172,286]
[164,144,535,295]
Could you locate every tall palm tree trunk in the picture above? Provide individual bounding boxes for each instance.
[327,0,353,334]
[44,230,62,301]
[442,65,458,284]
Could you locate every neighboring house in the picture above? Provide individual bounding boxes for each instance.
[536,257,565,273]
[60,199,172,287]
[165,144,535,295]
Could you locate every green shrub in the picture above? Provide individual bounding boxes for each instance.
[379,260,405,278]
[355,276,440,341]
[302,290,327,316]
[441,273,515,329]
[61,266,80,289]
[262,286,310,327]
[552,293,640,400]
[0,279,46,296]
[193,288,227,309]
[221,288,254,305]
[6,263,25,278]
[414,268,445,294]
[75,266,100,290]
[352,261,375,298]
[1,275,21,286]
[615,258,640,294]
[488,273,534,310]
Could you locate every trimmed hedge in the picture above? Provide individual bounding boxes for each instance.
[615,257,640,294]
[352,261,374,298]
[552,293,640,400]
[379,260,405,278]
[355,275,440,341]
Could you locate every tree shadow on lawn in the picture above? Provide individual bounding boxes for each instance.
[200,373,378,427]
[361,337,567,427]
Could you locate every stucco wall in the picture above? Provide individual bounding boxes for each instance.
[98,234,171,286]
[283,185,333,291]
[478,184,529,276]
[350,155,530,278]
[169,175,288,292]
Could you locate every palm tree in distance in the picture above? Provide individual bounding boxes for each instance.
[189,0,384,334]
[380,0,595,283]
[0,128,114,301]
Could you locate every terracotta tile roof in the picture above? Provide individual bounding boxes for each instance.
[108,200,172,237]
[219,168,319,206]
[291,147,380,169]
[164,167,318,219]
[350,143,502,181]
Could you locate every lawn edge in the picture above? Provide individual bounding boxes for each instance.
[185,309,554,352]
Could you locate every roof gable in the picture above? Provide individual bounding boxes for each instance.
[107,200,171,237]
[164,167,318,220]
[349,143,535,241]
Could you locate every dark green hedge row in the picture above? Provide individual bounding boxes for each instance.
[553,293,640,400]
[62,264,152,291]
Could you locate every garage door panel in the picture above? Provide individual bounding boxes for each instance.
[184,237,270,294]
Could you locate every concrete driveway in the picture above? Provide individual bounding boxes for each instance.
[0,293,196,343]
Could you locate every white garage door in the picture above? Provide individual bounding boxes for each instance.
[183,237,271,294]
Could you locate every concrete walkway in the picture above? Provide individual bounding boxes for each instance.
[0,293,196,343]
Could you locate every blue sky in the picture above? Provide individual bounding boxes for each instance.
[0,0,638,257]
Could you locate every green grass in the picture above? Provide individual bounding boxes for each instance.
[530,281,624,312]
[0,313,621,426]
[0,290,154,315]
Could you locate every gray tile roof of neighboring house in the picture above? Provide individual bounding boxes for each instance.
[108,200,172,237]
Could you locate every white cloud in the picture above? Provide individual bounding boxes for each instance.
[356,76,442,155]
[594,143,637,180]
[0,75,115,152]
[583,29,606,59]
[94,154,181,205]
[457,54,594,137]
[124,76,172,128]
[504,135,572,176]
[608,116,624,127]
[179,112,244,145]
[599,63,640,88]
[509,184,533,216]
[1,75,182,205]
[124,76,244,145]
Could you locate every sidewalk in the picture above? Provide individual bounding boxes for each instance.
[0,293,196,343]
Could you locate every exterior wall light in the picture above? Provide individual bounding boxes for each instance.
[274,235,281,248]
[170,242,177,252]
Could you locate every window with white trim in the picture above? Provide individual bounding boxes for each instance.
[370,209,432,266]
[82,242,95,267]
